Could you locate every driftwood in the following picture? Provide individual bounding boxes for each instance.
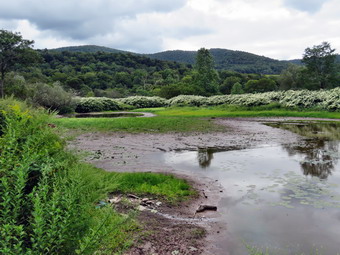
[196,205,217,213]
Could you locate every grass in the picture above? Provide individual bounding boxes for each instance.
[53,115,224,133]
[140,105,340,119]
[53,105,339,134]
[77,163,195,203]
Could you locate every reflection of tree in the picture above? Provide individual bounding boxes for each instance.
[197,148,214,168]
[278,123,340,179]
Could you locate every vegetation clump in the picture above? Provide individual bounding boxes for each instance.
[0,98,194,254]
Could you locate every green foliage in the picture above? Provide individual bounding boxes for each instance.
[244,78,277,93]
[194,48,219,95]
[0,30,40,98]
[75,97,123,113]
[302,42,338,89]
[148,48,291,74]
[0,98,195,254]
[0,100,82,254]
[231,82,244,94]
[165,88,340,111]
[30,82,76,114]
[117,96,168,108]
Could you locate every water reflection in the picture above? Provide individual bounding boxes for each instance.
[197,148,214,168]
[267,122,340,179]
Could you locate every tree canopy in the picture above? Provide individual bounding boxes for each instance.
[0,30,40,97]
[302,42,337,89]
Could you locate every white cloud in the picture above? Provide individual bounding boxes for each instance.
[1,0,340,59]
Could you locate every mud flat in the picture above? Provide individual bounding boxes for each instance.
[69,117,340,254]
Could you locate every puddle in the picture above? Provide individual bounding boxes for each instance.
[153,122,340,254]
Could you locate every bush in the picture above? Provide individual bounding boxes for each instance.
[0,100,80,254]
[30,83,76,114]
[168,95,208,107]
[75,97,123,113]
[117,96,167,108]
[166,88,340,111]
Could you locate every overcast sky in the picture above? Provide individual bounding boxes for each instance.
[1,0,339,60]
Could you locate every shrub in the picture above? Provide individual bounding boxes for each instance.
[117,96,167,108]
[30,82,76,114]
[167,95,208,107]
[75,97,123,113]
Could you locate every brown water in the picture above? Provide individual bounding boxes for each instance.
[158,122,340,254]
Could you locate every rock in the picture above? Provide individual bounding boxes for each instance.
[142,198,149,202]
[108,197,121,204]
[196,205,217,213]
[138,205,147,211]
[189,246,198,252]
[156,201,162,206]
[171,250,179,255]
[128,194,139,199]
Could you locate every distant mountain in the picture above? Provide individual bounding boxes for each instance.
[49,45,130,54]
[147,48,292,74]
[50,45,339,75]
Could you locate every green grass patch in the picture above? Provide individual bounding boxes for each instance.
[148,106,340,119]
[117,172,195,202]
[53,116,224,133]
[76,164,195,203]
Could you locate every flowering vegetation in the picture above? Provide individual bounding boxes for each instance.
[75,97,123,113]
[117,96,168,109]
[75,88,340,112]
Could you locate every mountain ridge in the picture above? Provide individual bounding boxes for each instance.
[48,45,339,74]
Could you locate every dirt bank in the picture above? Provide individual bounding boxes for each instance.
[68,117,311,254]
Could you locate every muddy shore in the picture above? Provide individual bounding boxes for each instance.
[68,117,322,254]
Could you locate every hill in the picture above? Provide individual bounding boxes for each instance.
[49,45,130,54]
[147,48,290,74]
[50,45,289,74]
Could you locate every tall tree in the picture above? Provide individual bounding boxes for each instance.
[0,30,39,97]
[194,48,219,95]
[302,42,337,89]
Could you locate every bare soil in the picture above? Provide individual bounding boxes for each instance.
[68,117,318,255]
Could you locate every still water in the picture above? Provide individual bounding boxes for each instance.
[161,123,340,254]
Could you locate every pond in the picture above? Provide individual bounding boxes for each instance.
[158,122,340,254]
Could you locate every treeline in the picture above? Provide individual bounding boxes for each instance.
[11,50,282,99]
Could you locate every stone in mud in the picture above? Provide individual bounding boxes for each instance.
[196,205,217,213]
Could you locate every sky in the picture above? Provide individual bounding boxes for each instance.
[0,0,339,60]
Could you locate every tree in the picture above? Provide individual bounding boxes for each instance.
[302,42,337,89]
[279,64,305,90]
[0,30,40,97]
[244,78,277,93]
[194,48,219,96]
[231,82,244,94]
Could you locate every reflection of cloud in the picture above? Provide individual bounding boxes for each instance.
[283,0,330,13]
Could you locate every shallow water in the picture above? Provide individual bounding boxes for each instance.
[158,122,340,254]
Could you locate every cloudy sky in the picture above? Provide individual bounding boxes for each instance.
[1,0,339,60]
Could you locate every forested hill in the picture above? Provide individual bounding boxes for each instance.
[50,45,288,74]
[50,45,130,54]
[147,48,291,74]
